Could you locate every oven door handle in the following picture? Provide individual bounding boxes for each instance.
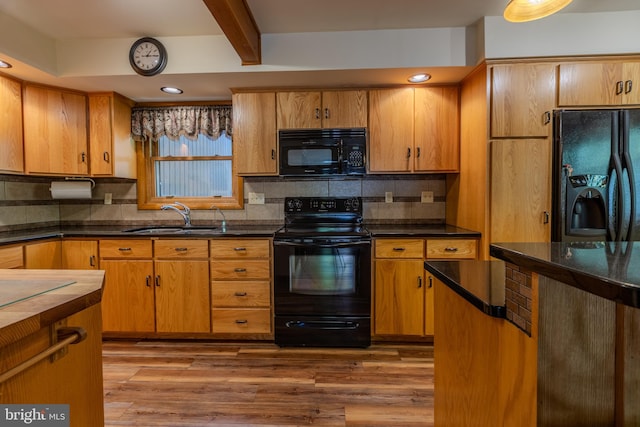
[274,240,370,248]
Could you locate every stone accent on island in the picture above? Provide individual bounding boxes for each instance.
[505,262,533,336]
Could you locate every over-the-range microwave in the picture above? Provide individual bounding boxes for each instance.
[278,128,366,176]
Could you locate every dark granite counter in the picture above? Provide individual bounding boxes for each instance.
[490,241,640,308]
[425,260,506,317]
[367,223,480,238]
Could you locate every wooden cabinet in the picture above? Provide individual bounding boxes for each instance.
[99,239,155,333]
[276,90,367,129]
[88,92,136,178]
[61,239,98,269]
[0,245,24,269]
[24,239,62,269]
[369,87,460,173]
[491,139,552,244]
[233,92,278,175]
[374,239,425,336]
[558,61,640,106]
[210,239,272,335]
[23,84,88,175]
[154,240,210,333]
[0,75,24,173]
[491,63,556,137]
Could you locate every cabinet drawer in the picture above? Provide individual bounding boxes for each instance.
[375,239,424,258]
[100,240,152,258]
[210,239,270,258]
[154,239,209,258]
[212,308,271,333]
[426,239,477,259]
[0,245,23,268]
[211,260,271,280]
[211,280,271,307]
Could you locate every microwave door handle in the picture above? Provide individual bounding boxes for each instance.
[274,240,370,248]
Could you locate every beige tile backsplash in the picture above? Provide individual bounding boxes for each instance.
[0,175,447,230]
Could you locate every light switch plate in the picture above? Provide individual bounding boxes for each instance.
[385,192,393,203]
[421,191,434,203]
[248,192,265,204]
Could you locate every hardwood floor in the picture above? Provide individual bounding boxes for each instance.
[102,341,434,426]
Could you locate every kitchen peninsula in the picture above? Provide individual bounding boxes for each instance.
[427,241,640,426]
[0,269,105,427]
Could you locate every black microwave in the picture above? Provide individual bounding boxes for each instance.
[278,128,366,176]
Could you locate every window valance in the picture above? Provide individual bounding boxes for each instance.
[131,105,232,143]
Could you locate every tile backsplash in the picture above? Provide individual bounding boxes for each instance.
[0,174,447,231]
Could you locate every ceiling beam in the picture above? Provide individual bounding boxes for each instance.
[202,0,261,65]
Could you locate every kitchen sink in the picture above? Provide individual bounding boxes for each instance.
[124,226,218,234]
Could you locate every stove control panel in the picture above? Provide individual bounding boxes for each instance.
[285,197,362,213]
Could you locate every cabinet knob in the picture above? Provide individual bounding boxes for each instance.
[81,151,87,163]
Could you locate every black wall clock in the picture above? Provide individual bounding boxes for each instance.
[129,37,168,76]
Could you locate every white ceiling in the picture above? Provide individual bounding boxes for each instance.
[0,0,638,102]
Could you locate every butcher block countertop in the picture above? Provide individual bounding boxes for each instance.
[0,269,104,347]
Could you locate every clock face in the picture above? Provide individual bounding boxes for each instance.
[129,37,167,76]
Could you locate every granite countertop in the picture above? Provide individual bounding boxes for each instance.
[490,241,640,309]
[366,224,481,238]
[425,260,506,317]
[0,269,105,347]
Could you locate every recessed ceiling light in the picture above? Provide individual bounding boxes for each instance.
[161,86,183,94]
[408,73,431,83]
[0,60,13,68]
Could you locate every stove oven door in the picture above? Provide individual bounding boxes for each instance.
[273,238,371,347]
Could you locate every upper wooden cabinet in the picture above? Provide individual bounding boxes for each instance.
[558,61,640,106]
[369,87,460,173]
[23,84,88,175]
[415,86,460,172]
[276,90,367,129]
[88,92,136,178]
[491,63,556,138]
[0,75,24,174]
[233,92,278,176]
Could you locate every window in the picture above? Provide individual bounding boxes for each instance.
[132,105,243,210]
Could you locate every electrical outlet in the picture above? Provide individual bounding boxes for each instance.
[421,191,434,203]
[385,192,393,203]
[104,192,113,205]
[248,192,265,204]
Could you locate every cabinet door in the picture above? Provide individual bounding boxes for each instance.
[101,260,155,332]
[24,240,62,269]
[23,85,88,175]
[233,92,278,175]
[88,94,113,176]
[415,86,460,171]
[558,62,623,107]
[0,245,24,269]
[374,259,424,335]
[491,63,556,137]
[622,61,640,105]
[368,88,415,173]
[321,90,367,128]
[491,139,551,243]
[277,91,322,129]
[155,260,211,333]
[62,240,98,269]
[425,274,435,336]
[0,75,24,173]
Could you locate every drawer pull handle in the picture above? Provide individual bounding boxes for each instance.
[616,80,624,95]
[418,276,423,288]
[392,247,405,251]
[175,247,188,252]
[234,268,247,273]
[234,292,248,297]
[89,255,96,267]
[235,319,248,324]
[625,80,633,94]
[155,276,160,287]
[429,276,433,288]
[118,247,132,251]
[145,275,151,287]
[444,247,458,252]
[233,247,247,251]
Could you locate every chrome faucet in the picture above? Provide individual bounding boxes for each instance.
[211,205,226,232]
[161,201,192,227]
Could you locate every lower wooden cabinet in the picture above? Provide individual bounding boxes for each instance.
[61,239,99,270]
[0,244,24,268]
[374,237,478,338]
[24,239,62,269]
[210,239,272,335]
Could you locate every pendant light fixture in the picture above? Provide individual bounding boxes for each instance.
[504,0,573,22]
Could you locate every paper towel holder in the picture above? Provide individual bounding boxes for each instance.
[64,176,96,188]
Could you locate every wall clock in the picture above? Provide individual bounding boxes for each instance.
[129,37,168,76]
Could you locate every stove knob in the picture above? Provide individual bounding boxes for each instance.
[351,198,360,210]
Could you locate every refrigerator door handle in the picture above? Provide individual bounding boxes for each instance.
[608,154,625,241]
[621,151,635,241]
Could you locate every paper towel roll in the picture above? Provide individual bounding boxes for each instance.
[50,181,93,199]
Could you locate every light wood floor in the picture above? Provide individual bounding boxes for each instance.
[102,340,434,426]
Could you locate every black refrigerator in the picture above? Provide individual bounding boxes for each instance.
[552,109,640,242]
